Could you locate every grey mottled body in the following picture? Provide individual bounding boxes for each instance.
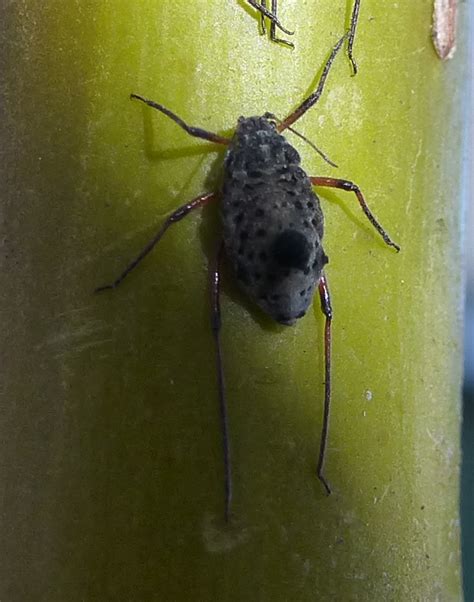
[222,116,328,325]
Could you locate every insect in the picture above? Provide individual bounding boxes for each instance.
[245,0,361,74]
[96,32,400,521]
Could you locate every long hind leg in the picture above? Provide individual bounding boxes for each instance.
[210,241,233,521]
[317,273,332,495]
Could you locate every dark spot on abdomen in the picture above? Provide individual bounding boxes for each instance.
[271,229,311,271]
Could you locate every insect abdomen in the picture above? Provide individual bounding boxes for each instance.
[221,117,327,325]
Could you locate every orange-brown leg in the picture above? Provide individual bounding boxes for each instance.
[310,176,400,251]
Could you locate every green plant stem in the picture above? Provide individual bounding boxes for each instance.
[0,1,466,600]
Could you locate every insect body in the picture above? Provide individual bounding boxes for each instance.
[222,116,327,325]
[97,33,399,521]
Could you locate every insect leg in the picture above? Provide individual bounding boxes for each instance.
[130,94,230,145]
[210,241,232,522]
[348,0,361,75]
[267,0,294,48]
[317,273,332,495]
[259,0,267,35]
[95,192,216,292]
[245,0,294,37]
[310,177,401,251]
[277,32,349,131]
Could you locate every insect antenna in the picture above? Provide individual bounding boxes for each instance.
[265,112,338,168]
[287,125,338,168]
[277,31,349,132]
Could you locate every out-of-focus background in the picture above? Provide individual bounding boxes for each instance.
[462,4,473,598]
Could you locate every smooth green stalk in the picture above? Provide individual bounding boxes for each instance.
[1,1,466,600]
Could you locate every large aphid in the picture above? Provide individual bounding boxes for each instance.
[222,116,328,325]
[97,33,400,521]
